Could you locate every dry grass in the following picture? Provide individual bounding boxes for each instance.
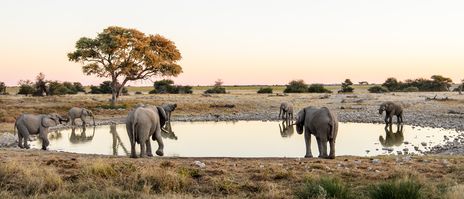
[0,149,464,198]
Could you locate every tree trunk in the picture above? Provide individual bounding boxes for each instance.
[111,91,117,106]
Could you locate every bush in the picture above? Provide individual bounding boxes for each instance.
[257,87,273,94]
[339,79,354,93]
[89,81,128,94]
[369,178,422,199]
[284,80,308,93]
[150,79,193,94]
[382,75,453,92]
[308,84,332,93]
[402,86,419,92]
[368,85,389,93]
[17,80,35,96]
[204,86,226,94]
[0,82,6,95]
[295,177,352,199]
[135,91,143,95]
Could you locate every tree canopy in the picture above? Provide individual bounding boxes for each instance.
[68,26,182,105]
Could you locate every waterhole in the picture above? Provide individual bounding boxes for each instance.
[31,121,460,157]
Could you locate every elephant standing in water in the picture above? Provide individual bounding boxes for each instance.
[68,107,95,126]
[279,102,294,121]
[379,124,404,147]
[295,106,338,159]
[14,113,67,150]
[279,120,294,138]
[126,105,167,158]
[378,102,403,124]
[160,103,177,122]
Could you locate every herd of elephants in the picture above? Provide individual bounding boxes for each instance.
[13,101,404,159]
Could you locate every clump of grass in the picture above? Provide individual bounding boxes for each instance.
[213,178,239,195]
[369,178,422,199]
[294,176,352,199]
[82,160,117,178]
[96,104,127,110]
[137,168,193,194]
[160,160,175,168]
[445,184,464,199]
[178,167,202,179]
[272,169,293,180]
[0,162,63,196]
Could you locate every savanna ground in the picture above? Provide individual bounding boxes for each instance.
[1,85,464,198]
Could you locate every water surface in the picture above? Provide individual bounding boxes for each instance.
[32,121,460,157]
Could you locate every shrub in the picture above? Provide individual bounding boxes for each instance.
[135,91,143,95]
[369,178,422,199]
[0,82,6,95]
[402,86,419,92]
[204,86,226,94]
[48,81,72,95]
[308,84,332,93]
[368,85,389,93]
[295,177,352,199]
[17,80,35,96]
[381,75,453,92]
[257,87,273,94]
[284,80,308,93]
[339,79,354,93]
[90,81,128,94]
[150,79,193,94]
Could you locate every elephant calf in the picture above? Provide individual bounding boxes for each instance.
[378,102,403,124]
[295,106,338,159]
[160,103,177,122]
[126,105,167,158]
[14,113,67,150]
[279,102,294,120]
[68,107,95,126]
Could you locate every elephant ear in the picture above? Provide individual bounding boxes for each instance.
[295,109,305,134]
[41,116,57,128]
[157,106,167,128]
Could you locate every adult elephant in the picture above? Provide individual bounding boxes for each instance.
[378,102,403,124]
[14,113,67,150]
[68,107,95,126]
[126,105,167,158]
[279,102,294,120]
[295,106,338,159]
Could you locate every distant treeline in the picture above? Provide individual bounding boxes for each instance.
[369,75,455,93]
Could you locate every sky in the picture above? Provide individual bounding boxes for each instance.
[0,0,463,86]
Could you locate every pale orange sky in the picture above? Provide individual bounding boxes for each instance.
[0,0,463,86]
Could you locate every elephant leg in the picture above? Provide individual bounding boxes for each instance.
[316,137,323,158]
[139,141,146,158]
[81,116,86,127]
[279,109,282,119]
[40,132,49,150]
[304,129,312,158]
[130,140,137,158]
[146,139,153,157]
[320,139,329,158]
[17,124,30,149]
[23,133,30,149]
[17,132,24,148]
[328,139,336,159]
[154,128,164,156]
[384,115,389,124]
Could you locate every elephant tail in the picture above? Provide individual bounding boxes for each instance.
[323,107,338,140]
[131,109,139,144]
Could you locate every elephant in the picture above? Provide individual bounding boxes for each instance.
[126,105,167,158]
[378,102,403,124]
[14,113,67,150]
[160,103,177,122]
[279,102,294,121]
[379,124,404,147]
[279,120,295,138]
[295,106,338,159]
[69,126,95,144]
[68,107,95,126]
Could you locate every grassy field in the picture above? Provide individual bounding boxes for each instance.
[1,149,464,198]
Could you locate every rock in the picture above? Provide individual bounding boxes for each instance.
[421,142,427,147]
[193,160,206,168]
[371,159,380,164]
[403,148,409,152]
[397,151,403,155]
[0,133,17,147]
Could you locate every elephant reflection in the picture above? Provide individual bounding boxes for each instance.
[109,124,129,156]
[161,122,178,140]
[379,124,404,147]
[48,131,62,140]
[279,120,294,138]
[69,126,95,144]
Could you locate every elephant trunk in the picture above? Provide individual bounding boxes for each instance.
[92,115,96,126]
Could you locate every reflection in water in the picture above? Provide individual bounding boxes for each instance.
[33,122,459,157]
[379,124,404,147]
[279,120,294,138]
[109,124,129,156]
[161,122,178,140]
[70,126,95,144]
[49,131,62,140]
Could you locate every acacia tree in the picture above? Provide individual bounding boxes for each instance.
[68,26,182,105]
